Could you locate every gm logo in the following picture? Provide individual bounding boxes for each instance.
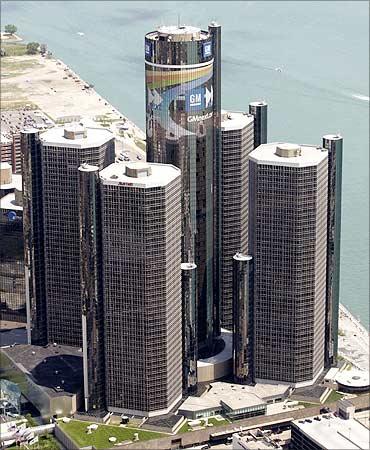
[203,42,212,58]
[190,93,202,107]
[145,42,151,57]
[187,88,204,110]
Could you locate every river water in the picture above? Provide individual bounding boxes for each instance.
[2,1,368,328]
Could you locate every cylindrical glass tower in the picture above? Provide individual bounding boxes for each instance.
[145,25,216,349]
[78,163,105,412]
[232,253,253,384]
[181,262,198,394]
[322,134,343,367]
[249,101,268,149]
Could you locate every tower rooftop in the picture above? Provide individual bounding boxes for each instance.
[40,124,113,149]
[99,162,180,188]
[146,25,209,42]
[221,110,254,131]
[249,142,328,167]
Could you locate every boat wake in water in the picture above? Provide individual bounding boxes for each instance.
[351,93,370,102]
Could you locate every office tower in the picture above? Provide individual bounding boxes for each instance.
[0,164,25,323]
[145,24,219,349]
[100,162,182,416]
[232,253,254,384]
[233,253,253,383]
[208,21,222,337]
[181,262,198,394]
[21,129,47,345]
[218,111,254,329]
[78,163,105,412]
[249,143,328,386]
[323,134,343,367]
[40,124,114,347]
[249,101,267,149]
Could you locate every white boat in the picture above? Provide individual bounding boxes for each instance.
[77,32,85,36]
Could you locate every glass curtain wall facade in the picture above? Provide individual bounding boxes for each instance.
[322,134,343,367]
[79,164,105,413]
[21,129,47,345]
[100,163,182,416]
[181,262,198,394]
[249,144,328,386]
[219,112,254,329]
[232,253,254,384]
[145,25,216,350]
[40,128,114,347]
[249,101,268,149]
[0,217,25,323]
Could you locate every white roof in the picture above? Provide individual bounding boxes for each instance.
[249,142,328,168]
[99,162,180,188]
[40,125,113,149]
[180,380,289,415]
[0,193,22,211]
[336,369,369,388]
[324,367,340,381]
[221,110,254,131]
[0,173,22,191]
[157,25,200,35]
[293,414,369,449]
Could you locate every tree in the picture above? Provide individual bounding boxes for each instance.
[26,42,39,55]
[5,24,17,35]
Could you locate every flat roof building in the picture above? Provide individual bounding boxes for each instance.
[249,143,328,387]
[100,162,182,416]
[1,344,83,418]
[291,413,369,449]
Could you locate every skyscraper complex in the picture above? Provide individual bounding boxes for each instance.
[19,21,345,421]
[248,143,328,386]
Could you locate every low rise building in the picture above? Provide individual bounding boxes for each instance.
[1,344,83,418]
[232,429,284,449]
[178,381,290,420]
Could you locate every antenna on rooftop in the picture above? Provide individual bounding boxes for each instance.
[178,14,181,28]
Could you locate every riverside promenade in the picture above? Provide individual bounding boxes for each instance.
[338,303,369,371]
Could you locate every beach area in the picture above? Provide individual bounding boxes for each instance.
[338,304,369,372]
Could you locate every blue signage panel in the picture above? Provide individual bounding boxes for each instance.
[203,42,212,58]
[145,41,152,58]
[186,87,205,111]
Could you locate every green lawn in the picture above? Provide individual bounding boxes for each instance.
[297,401,320,408]
[59,420,164,449]
[325,390,344,404]
[1,42,27,56]
[178,417,230,433]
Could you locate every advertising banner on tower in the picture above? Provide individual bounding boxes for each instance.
[145,62,214,140]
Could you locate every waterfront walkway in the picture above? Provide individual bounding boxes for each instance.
[338,304,369,371]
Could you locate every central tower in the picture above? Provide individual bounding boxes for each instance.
[145,24,218,350]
